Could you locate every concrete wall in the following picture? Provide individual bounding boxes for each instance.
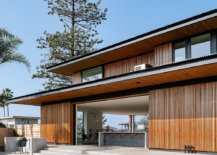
[0,128,15,151]
[4,137,47,153]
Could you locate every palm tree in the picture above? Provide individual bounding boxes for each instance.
[0,96,6,117]
[0,88,13,117]
[0,28,30,70]
[0,101,5,117]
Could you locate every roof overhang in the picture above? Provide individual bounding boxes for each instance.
[11,55,217,105]
[0,116,40,119]
[46,9,217,75]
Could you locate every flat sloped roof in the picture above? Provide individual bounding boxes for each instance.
[11,54,217,105]
[46,9,217,75]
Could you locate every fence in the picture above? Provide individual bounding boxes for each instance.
[15,124,40,138]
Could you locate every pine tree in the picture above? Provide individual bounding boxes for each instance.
[33,0,107,90]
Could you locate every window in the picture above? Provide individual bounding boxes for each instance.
[173,32,217,63]
[191,33,211,58]
[133,115,149,132]
[174,41,186,62]
[82,66,103,83]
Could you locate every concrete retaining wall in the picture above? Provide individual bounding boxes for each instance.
[0,128,15,151]
[4,137,47,153]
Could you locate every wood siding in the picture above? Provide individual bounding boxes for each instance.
[15,124,40,138]
[104,43,172,78]
[149,82,217,152]
[41,102,75,144]
[71,43,173,80]
[104,52,155,77]
[72,72,81,84]
[154,43,173,66]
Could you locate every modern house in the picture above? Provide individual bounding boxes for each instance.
[10,9,217,152]
[0,116,40,128]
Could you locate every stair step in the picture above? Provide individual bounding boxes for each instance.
[46,148,85,154]
[40,150,87,155]
[86,151,122,155]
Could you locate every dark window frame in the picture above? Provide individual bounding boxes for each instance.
[173,31,217,62]
[172,41,187,63]
[81,66,104,83]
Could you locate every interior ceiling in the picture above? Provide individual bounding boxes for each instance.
[77,95,149,115]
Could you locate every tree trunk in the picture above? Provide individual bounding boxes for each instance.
[71,0,75,56]
[3,107,5,117]
[7,105,9,116]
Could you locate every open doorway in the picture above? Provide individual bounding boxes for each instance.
[76,95,149,147]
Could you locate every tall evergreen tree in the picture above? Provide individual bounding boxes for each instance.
[33,0,107,90]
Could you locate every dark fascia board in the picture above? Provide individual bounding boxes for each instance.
[46,9,217,71]
[10,54,217,103]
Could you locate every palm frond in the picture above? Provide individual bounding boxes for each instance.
[0,28,16,40]
[0,51,31,71]
[0,28,30,71]
[0,88,13,107]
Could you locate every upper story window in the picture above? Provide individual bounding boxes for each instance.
[82,66,103,83]
[191,33,211,58]
[173,31,217,63]
[174,41,186,62]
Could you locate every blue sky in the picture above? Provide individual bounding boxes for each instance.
[0,0,217,127]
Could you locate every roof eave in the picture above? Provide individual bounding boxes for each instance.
[46,9,217,74]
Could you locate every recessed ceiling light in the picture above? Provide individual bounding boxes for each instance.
[136,81,141,84]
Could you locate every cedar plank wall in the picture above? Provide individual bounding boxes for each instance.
[104,52,155,77]
[41,102,76,144]
[149,82,217,152]
[72,72,81,84]
[154,43,172,66]
[104,43,172,77]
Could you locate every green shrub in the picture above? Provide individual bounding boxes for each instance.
[0,123,6,128]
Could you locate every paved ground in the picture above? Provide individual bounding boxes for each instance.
[0,151,216,155]
[0,145,217,155]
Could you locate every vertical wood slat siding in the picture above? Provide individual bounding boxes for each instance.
[72,72,81,84]
[104,42,172,78]
[41,102,75,144]
[154,43,172,66]
[104,52,155,77]
[149,82,217,152]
